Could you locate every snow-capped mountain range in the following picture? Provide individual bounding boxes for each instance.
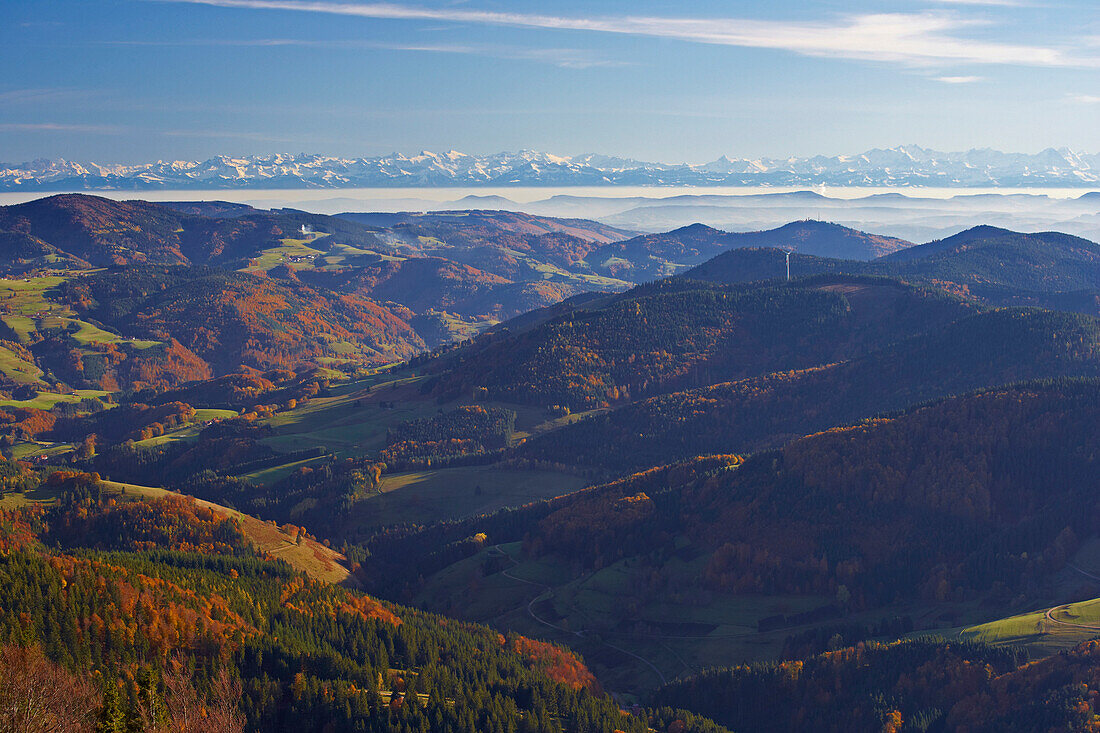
[3,146,1100,191]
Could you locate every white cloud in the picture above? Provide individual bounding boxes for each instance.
[1068,94,1100,104]
[935,75,984,83]
[153,0,1097,68]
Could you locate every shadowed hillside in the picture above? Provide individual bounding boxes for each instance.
[517,307,1100,473]
[429,275,972,409]
[684,226,1100,313]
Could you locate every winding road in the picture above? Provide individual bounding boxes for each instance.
[492,545,669,686]
[1043,604,1100,631]
[1041,564,1100,632]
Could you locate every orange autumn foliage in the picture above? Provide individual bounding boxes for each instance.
[512,636,599,692]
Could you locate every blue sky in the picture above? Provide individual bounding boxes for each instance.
[2,0,1098,163]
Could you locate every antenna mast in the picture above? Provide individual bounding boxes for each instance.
[785,250,791,281]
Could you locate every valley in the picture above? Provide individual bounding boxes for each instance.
[3,192,1100,730]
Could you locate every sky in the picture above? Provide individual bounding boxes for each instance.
[1,0,1099,164]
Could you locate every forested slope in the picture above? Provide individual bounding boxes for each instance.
[517,307,1100,473]
[0,469,725,733]
[431,276,972,409]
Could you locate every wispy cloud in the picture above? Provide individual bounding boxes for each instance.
[1068,93,1100,104]
[153,0,1096,68]
[160,128,300,142]
[935,75,984,83]
[0,88,99,104]
[0,122,123,134]
[105,38,626,68]
[927,0,1025,6]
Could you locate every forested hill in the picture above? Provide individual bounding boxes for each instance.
[654,638,1100,732]
[516,307,1100,473]
[428,275,973,409]
[0,195,647,392]
[582,220,911,282]
[682,247,850,285]
[57,265,427,376]
[877,224,1018,262]
[723,220,912,259]
[607,380,1100,606]
[336,209,631,249]
[0,470,726,733]
[367,380,1100,620]
[683,226,1100,312]
[0,194,387,269]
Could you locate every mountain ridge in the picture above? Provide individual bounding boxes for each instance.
[7,146,1100,190]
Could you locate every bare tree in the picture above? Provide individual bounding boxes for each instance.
[140,661,246,733]
[0,645,97,733]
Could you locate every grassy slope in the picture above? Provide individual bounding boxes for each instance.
[409,538,974,692]
[0,275,162,401]
[0,389,109,409]
[0,275,159,347]
[336,465,586,531]
[954,537,1100,656]
[98,479,355,586]
[130,407,239,448]
[240,234,329,273]
[1,476,353,584]
[0,344,43,384]
[258,371,597,459]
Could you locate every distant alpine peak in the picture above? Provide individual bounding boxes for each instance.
[2,146,1100,191]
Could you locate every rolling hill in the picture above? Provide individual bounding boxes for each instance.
[0,466,719,732]
[684,226,1100,312]
[57,265,426,376]
[725,220,912,259]
[14,193,1100,727]
[0,194,386,270]
[584,220,910,282]
[654,638,1100,733]
[517,307,1100,474]
[353,382,1100,692]
[0,195,644,392]
[525,381,1100,606]
[429,275,973,409]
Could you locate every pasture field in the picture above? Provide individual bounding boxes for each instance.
[0,275,67,315]
[0,389,110,410]
[131,407,239,448]
[259,369,603,460]
[0,344,43,385]
[0,483,66,510]
[957,599,1100,656]
[953,538,1100,656]
[333,464,586,531]
[239,454,333,485]
[240,235,328,273]
[0,275,70,343]
[412,538,846,691]
[412,310,495,345]
[7,441,75,461]
[67,318,159,349]
[259,374,432,457]
[0,276,161,375]
[317,242,396,268]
